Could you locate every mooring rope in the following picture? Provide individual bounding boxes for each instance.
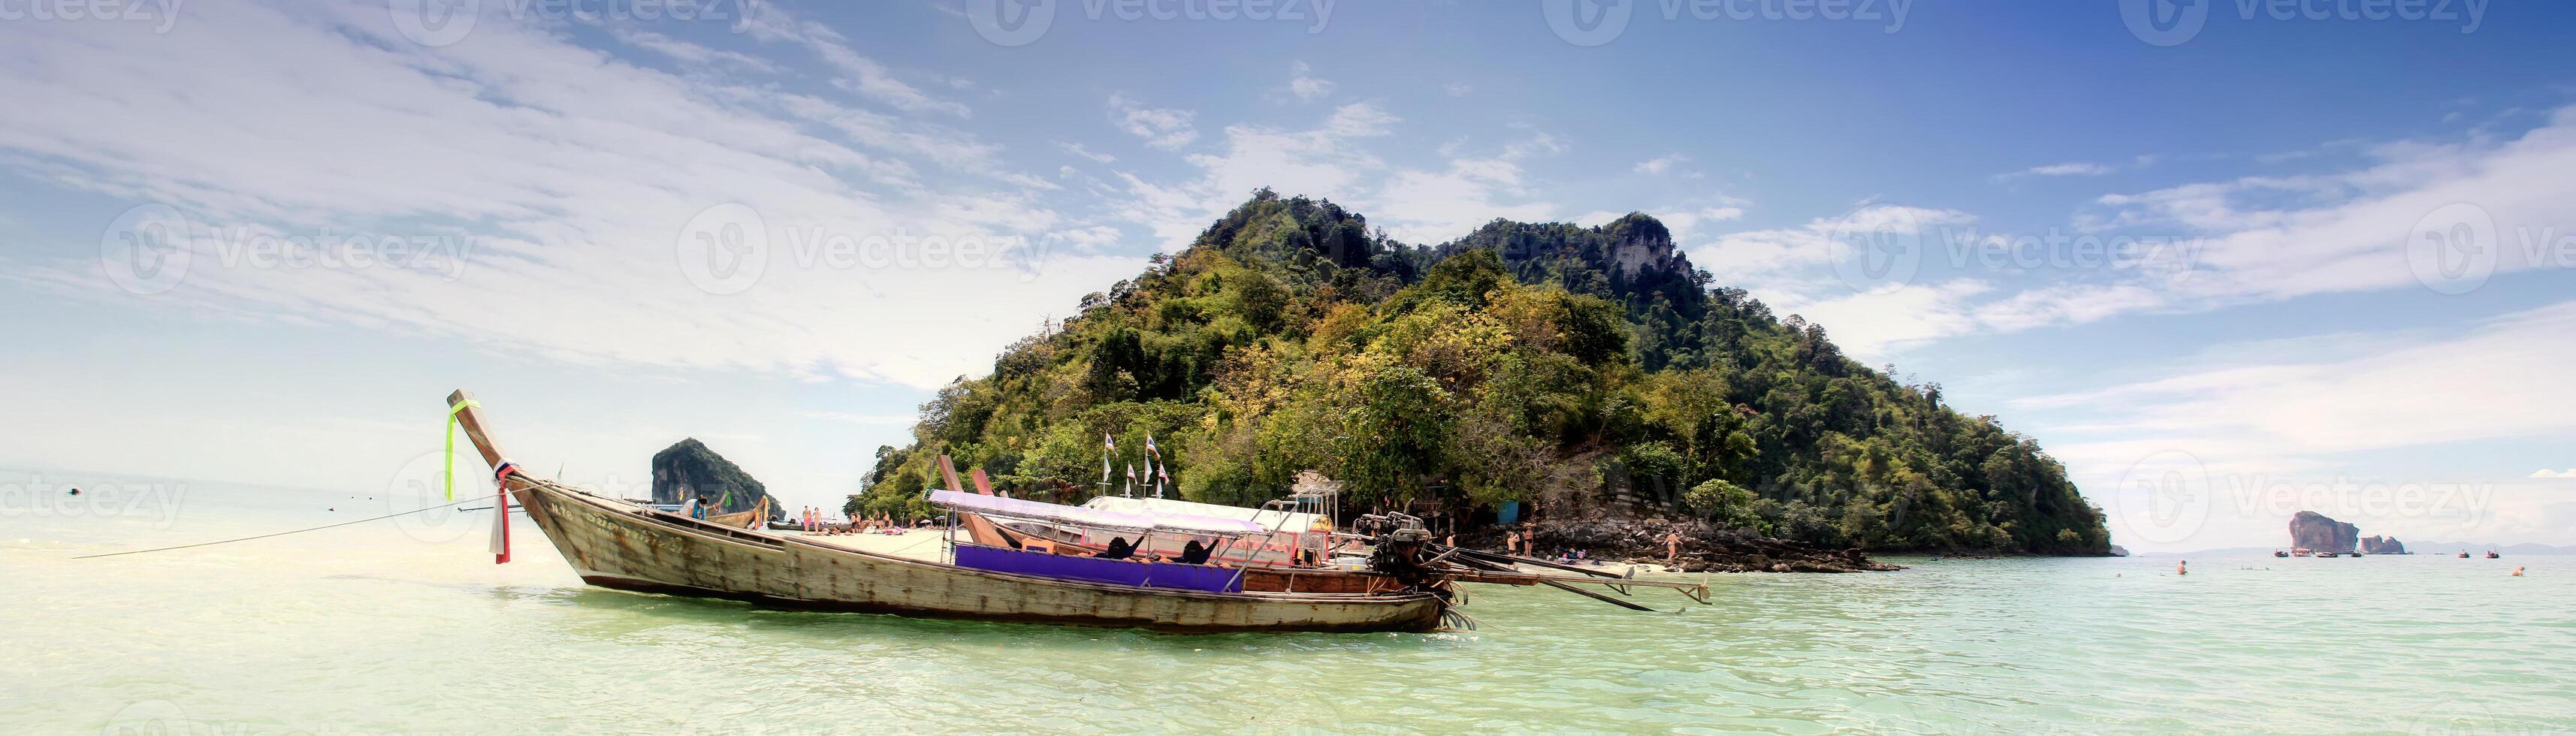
[68,494,496,560]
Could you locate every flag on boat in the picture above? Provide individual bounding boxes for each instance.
[1144,433,1158,459]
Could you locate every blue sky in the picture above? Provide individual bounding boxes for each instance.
[2,0,2571,551]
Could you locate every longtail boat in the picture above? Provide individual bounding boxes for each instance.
[444,391,1448,633]
[705,495,772,529]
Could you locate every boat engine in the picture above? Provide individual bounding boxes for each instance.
[1359,513,1443,593]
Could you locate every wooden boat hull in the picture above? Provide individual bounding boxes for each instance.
[513,482,1445,633]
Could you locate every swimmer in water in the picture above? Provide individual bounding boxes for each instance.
[2177,560,2188,576]
[2511,566,2525,577]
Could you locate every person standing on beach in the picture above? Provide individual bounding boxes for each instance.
[1664,532,1684,566]
[1505,529,1520,556]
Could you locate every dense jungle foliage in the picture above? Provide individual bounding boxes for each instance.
[848,190,2109,554]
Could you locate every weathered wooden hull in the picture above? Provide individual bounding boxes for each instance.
[513,483,1445,633]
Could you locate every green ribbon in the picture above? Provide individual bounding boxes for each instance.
[445,399,481,502]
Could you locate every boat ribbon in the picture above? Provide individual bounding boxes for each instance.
[491,461,521,564]
[444,397,482,502]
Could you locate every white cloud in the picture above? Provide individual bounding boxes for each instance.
[1058,141,1116,164]
[1635,154,1687,175]
[1995,161,2113,181]
[1693,108,2576,359]
[2022,300,2576,457]
[1690,204,1974,282]
[1110,93,1199,150]
[1106,104,1397,248]
[2531,469,2576,478]
[1443,83,1475,97]
[2017,302,2576,549]
[738,8,971,117]
[0,1,1133,391]
[1288,61,1335,101]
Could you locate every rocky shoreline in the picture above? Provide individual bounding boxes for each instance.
[1483,518,1904,574]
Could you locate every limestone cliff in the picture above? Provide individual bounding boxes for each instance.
[651,438,775,519]
[2288,511,2360,553]
[2359,535,2407,554]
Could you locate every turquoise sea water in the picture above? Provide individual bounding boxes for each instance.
[4,471,2571,734]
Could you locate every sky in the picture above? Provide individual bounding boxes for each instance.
[1,0,2571,552]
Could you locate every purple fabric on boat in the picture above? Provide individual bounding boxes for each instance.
[953,544,1244,593]
[929,490,1264,535]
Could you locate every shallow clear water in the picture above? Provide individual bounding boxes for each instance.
[5,472,2571,734]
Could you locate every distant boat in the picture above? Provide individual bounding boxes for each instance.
[2273,550,2290,558]
[2459,551,2471,558]
[2487,550,2500,559]
[2314,551,2340,558]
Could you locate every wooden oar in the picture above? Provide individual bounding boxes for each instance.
[1442,545,1627,579]
[1454,556,1656,612]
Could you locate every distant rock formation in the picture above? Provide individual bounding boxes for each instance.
[2288,511,2360,552]
[2359,535,2407,555]
[651,438,775,519]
